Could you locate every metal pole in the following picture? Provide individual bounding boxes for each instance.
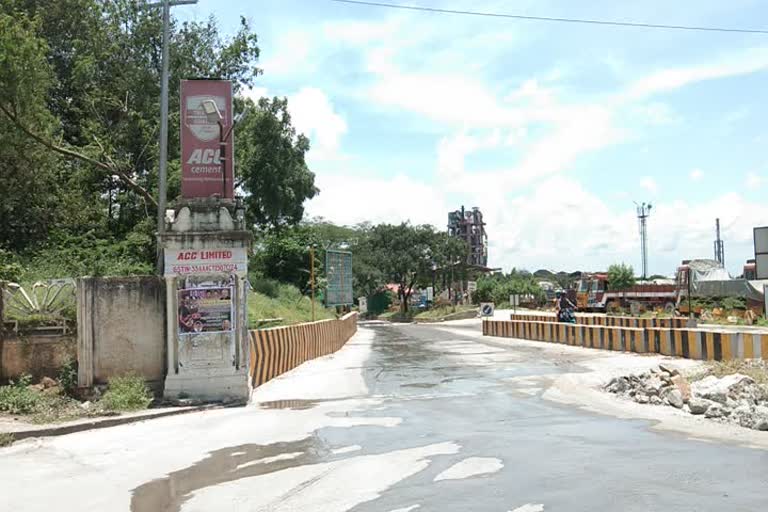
[157,0,170,236]
[219,121,226,198]
[310,246,316,322]
[687,267,693,319]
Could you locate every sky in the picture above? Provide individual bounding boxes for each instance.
[178,0,768,277]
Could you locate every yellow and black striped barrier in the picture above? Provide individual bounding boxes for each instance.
[485,319,768,361]
[249,312,358,388]
[510,313,687,329]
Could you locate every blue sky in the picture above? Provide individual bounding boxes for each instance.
[179,0,768,276]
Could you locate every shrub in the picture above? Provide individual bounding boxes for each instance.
[57,358,78,396]
[101,376,153,412]
[0,375,40,415]
[250,276,282,298]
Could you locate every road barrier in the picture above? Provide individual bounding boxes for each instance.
[249,312,358,388]
[484,319,768,361]
[509,313,687,329]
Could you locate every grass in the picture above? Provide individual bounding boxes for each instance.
[100,376,153,412]
[688,360,768,385]
[0,432,14,447]
[413,304,476,321]
[378,304,477,322]
[248,286,335,328]
[0,373,153,424]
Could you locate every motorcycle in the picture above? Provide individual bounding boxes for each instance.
[557,307,576,323]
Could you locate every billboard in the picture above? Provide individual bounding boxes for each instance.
[164,248,247,276]
[325,250,353,306]
[755,227,768,280]
[180,80,234,199]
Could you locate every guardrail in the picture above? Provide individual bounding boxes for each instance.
[484,319,768,361]
[508,312,688,329]
[249,312,358,388]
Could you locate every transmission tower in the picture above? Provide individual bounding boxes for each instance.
[714,218,725,267]
[636,202,652,280]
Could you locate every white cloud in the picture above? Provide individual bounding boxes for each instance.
[306,173,448,228]
[624,47,768,100]
[746,172,764,188]
[640,177,658,194]
[244,86,348,162]
[690,168,703,181]
[260,30,314,77]
[288,88,348,162]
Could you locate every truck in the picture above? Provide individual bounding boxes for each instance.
[573,259,765,315]
[573,273,677,313]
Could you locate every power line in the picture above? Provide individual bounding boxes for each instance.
[329,0,768,35]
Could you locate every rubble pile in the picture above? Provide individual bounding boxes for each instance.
[605,363,768,431]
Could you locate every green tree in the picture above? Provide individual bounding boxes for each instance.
[607,263,636,308]
[364,223,443,313]
[236,96,318,231]
[0,1,263,261]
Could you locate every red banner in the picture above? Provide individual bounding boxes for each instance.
[180,80,234,199]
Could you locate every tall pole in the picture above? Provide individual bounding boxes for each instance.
[157,0,171,236]
[310,246,316,322]
[148,0,198,266]
[636,202,652,280]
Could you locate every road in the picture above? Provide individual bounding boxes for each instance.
[3,321,768,511]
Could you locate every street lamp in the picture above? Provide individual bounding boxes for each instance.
[201,100,251,199]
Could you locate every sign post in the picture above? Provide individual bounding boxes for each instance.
[325,250,353,307]
[158,77,252,401]
[480,302,495,317]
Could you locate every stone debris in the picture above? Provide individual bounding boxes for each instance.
[605,366,768,432]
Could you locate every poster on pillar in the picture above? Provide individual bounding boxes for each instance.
[180,79,234,199]
[177,275,236,335]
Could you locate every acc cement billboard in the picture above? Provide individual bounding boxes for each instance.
[180,80,234,199]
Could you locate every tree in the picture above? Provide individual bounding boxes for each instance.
[364,223,444,313]
[0,1,262,259]
[607,263,636,308]
[236,97,318,231]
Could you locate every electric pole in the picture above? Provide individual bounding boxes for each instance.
[148,0,198,238]
[635,202,652,280]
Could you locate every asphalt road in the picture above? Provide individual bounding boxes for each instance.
[3,321,768,511]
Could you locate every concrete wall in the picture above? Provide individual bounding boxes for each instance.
[1,334,76,381]
[77,276,166,387]
[484,319,768,361]
[249,312,358,388]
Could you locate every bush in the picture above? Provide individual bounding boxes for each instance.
[0,375,40,415]
[57,358,78,396]
[0,248,24,282]
[101,376,153,412]
[250,276,282,298]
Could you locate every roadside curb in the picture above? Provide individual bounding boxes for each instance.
[4,403,241,442]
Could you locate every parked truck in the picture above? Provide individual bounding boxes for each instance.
[573,259,765,315]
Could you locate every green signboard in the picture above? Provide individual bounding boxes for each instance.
[325,250,353,306]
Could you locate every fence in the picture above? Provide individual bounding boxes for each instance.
[509,312,688,329]
[249,312,358,388]
[484,319,768,361]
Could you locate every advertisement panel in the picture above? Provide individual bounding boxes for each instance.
[164,248,247,276]
[178,285,234,334]
[180,80,234,199]
[325,250,353,306]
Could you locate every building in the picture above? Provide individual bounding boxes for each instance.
[448,206,488,267]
